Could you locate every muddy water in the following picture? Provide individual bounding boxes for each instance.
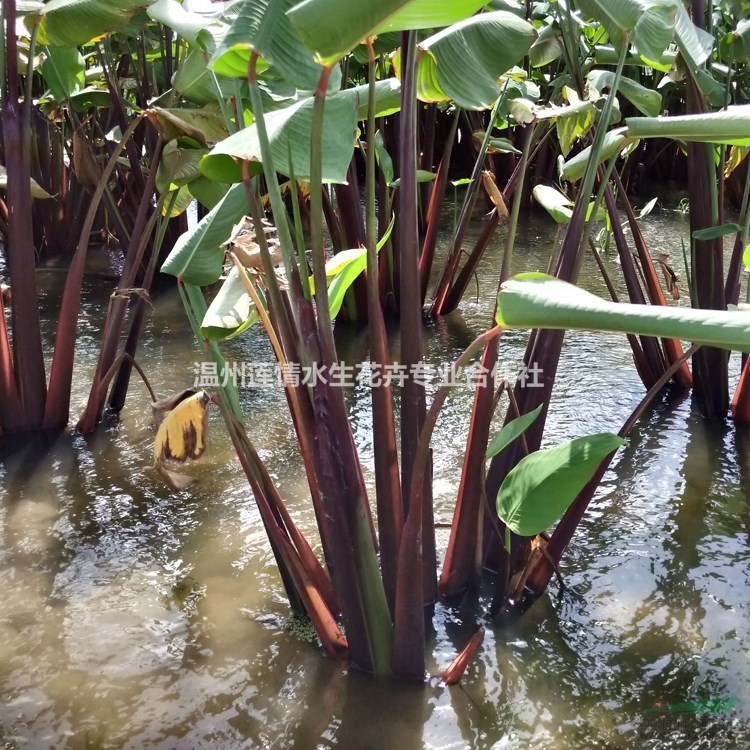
[1,196,749,749]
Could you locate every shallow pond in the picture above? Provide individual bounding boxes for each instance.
[1,194,749,749]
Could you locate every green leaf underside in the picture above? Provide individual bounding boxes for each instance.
[161,183,247,285]
[202,79,401,184]
[415,12,536,110]
[209,0,334,91]
[626,106,750,147]
[496,273,750,352]
[201,267,261,340]
[486,404,543,459]
[497,433,625,537]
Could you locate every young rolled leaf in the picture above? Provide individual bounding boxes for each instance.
[496,273,750,352]
[486,404,543,459]
[497,433,626,537]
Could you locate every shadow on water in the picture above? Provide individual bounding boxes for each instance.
[2,201,750,748]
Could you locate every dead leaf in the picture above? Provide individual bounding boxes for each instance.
[656,253,681,301]
[153,389,210,464]
[481,170,509,219]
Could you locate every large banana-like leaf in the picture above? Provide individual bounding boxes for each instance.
[201,79,401,184]
[209,0,337,91]
[625,106,750,146]
[36,0,149,47]
[409,11,537,110]
[147,0,229,45]
[161,183,247,284]
[587,70,661,118]
[201,267,261,340]
[172,49,240,106]
[496,273,750,352]
[560,128,631,183]
[287,0,488,64]
[39,46,84,101]
[576,0,675,64]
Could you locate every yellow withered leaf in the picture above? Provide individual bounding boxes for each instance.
[153,390,210,465]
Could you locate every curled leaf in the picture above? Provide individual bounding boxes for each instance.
[153,390,210,464]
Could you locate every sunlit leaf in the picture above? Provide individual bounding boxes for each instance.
[497,433,625,536]
[486,404,542,459]
[496,273,750,352]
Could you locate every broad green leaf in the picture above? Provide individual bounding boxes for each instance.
[40,46,84,101]
[575,0,678,63]
[588,70,662,118]
[189,175,231,210]
[288,0,487,65]
[555,92,596,157]
[68,86,112,111]
[376,0,488,34]
[149,107,229,145]
[172,48,239,106]
[594,44,675,72]
[626,106,750,147]
[743,242,750,271]
[209,0,335,91]
[692,223,744,241]
[496,273,750,352]
[202,80,401,184]
[161,183,247,284]
[201,267,262,340]
[147,0,228,46]
[488,137,521,155]
[529,22,564,67]
[533,184,574,224]
[486,404,542,459]
[0,166,53,199]
[561,128,629,183]
[163,185,194,217]
[497,433,626,537]
[156,141,207,194]
[412,12,537,110]
[37,0,148,47]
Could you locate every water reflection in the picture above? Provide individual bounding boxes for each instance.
[1,201,750,748]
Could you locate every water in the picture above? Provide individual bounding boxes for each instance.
[1,196,749,749]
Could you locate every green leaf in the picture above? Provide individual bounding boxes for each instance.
[37,0,149,47]
[497,433,626,537]
[743,242,750,271]
[626,106,750,147]
[486,404,542,459]
[172,48,239,106]
[594,43,675,72]
[209,0,336,91]
[157,141,207,194]
[575,0,677,64]
[588,70,662,118]
[389,169,435,188]
[533,184,573,224]
[692,223,744,241]
[202,80,401,184]
[147,0,228,46]
[161,183,247,284]
[201,267,261,340]
[496,273,750,352]
[561,128,629,183]
[413,12,537,110]
[40,46,84,101]
[529,22,564,68]
[68,86,112,111]
[288,0,487,64]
